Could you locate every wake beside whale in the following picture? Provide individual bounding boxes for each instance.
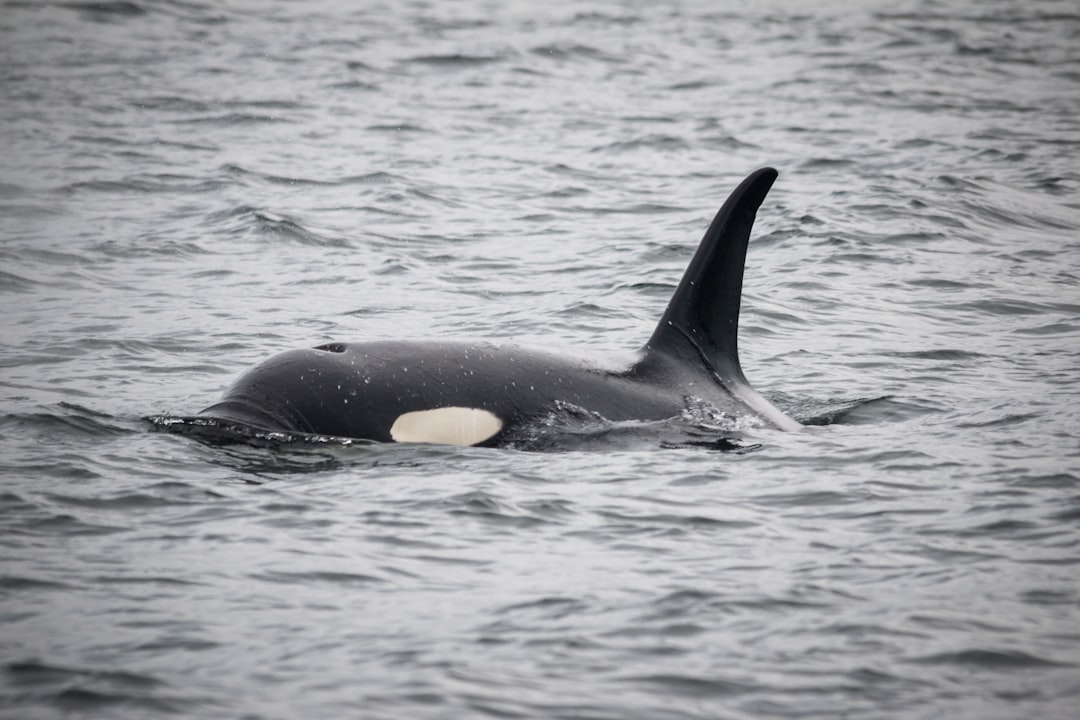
[158,167,801,449]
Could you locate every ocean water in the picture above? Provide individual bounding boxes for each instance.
[2,0,1079,718]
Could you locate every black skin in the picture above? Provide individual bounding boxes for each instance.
[199,340,732,446]
[193,168,801,445]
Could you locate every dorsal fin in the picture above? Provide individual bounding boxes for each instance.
[636,168,798,429]
[642,167,777,380]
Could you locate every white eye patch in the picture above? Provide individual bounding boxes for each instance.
[389,407,503,446]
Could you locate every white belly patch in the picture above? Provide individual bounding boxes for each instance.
[389,407,503,446]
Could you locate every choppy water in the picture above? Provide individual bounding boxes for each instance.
[2,0,1079,718]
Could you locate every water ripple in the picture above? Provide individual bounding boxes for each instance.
[3,1,1079,719]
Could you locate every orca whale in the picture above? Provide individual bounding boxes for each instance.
[184,167,800,448]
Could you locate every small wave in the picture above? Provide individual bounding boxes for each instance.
[0,269,38,292]
[365,123,430,133]
[597,509,758,531]
[907,648,1072,669]
[952,519,1044,539]
[947,298,1076,317]
[404,53,505,68]
[571,10,642,26]
[7,661,164,689]
[0,575,76,592]
[943,176,1080,233]
[55,1,147,18]
[249,570,384,587]
[70,134,219,153]
[42,481,228,512]
[225,99,304,111]
[15,512,127,537]
[571,202,685,216]
[94,574,206,587]
[591,134,690,154]
[1010,473,1078,489]
[219,163,335,187]
[801,157,858,169]
[415,16,492,33]
[440,490,548,529]
[542,163,615,181]
[668,79,713,91]
[752,489,862,509]
[328,78,380,91]
[788,396,883,425]
[889,348,987,360]
[955,411,1040,429]
[434,490,578,528]
[701,132,759,150]
[341,171,401,184]
[1020,589,1078,606]
[343,60,379,72]
[615,673,760,698]
[1013,321,1079,337]
[174,113,293,126]
[91,236,213,258]
[129,96,210,113]
[494,596,588,620]
[58,175,226,196]
[553,301,626,320]
[794,396,941,425]
[1,403,133,439]
[530,43,623,64]
[0,181,31,197]
[202,205,351,247]
[4,661,195,716]
[53,687,186,714]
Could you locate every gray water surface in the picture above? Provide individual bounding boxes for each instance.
[2,1,1079,718]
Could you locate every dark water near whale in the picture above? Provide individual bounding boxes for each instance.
[2,0,1079,718]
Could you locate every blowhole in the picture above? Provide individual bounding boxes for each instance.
[315,342,346,353]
